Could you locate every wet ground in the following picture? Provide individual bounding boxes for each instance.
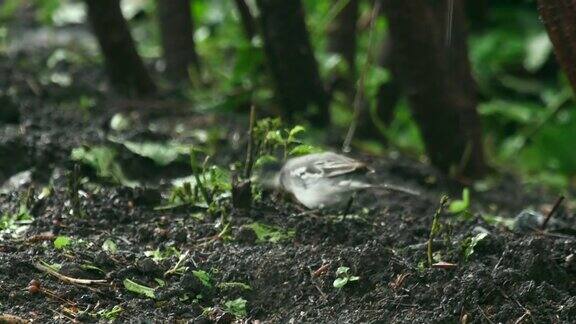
[1,37,576,324]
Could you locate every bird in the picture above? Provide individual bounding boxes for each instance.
[258,152,419,209]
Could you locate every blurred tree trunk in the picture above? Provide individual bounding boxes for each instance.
[85,0,156,97]
[255,0,329,125]
[382,0,486,177]
[327,0,359,90]
[234,0,257,40]
[373,37,401,127]
[537,0,576,93]
[156,0,200,83]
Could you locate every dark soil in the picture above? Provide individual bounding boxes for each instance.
[1,32,576,324]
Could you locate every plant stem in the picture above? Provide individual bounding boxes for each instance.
[190,148,212,205]
[428,196,449,267]
[244,105,257,178]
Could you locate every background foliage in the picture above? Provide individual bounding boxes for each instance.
[0,0,573,189]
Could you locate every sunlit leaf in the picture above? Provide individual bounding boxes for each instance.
[123,279,156,299]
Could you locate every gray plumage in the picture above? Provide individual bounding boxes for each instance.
[266,152,418,209]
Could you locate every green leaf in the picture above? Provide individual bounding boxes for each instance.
[265,130,284,145]
[110,113,131,131]
[97,305,123,320]
[524,32,552,72]
[123,279,156,299]
[289,144,320,157]
[144,247,180,262]
[254,155,278,168]
[121,141,185,166]
[481,214,515,230]
[54,236,72,249]
[335,266,350,276]
[247,222,294,243]
[80,264,105,273]
[449,188,470,214]
[217,282,252,291]
[224,297,247,318]
[333,277,349,289]
[102,239,117,254]
[192,270,212,287]
[463,232,489,260]
[288,125,306,142]
[71,146,137,187]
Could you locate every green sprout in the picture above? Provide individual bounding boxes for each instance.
[224,297,248,318]
[333,266,360,289]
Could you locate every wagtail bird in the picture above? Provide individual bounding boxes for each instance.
[259,152,419,209]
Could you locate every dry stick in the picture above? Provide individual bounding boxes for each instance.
[540,195,565,230]
[477,305,495,324]
[244,105,257,178]
[342,0,381,153]
[34,262,107,285]
[445,0,455,47]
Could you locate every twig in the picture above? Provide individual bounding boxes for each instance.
[244,105,257,178]
[476,305,495,324]
[541,196,565,230]
[514,311,531,324]
[164,250,190,277]
[34,262,107,285]
[342,0,381,153]
[498,288,535,324]
[514,88,571,156]
[445,0,455,47]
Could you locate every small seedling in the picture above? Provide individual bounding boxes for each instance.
[144,246,181,263]
[428,196,449,267]
[462,232,488,261]
[333,266,360,289]
[101,238,117,254]
[97,305,123,320]
[224,297,248,318]
[0,201,33,237]
[448,188,472,220]
[53,235,72,249]
[71,145,136,186]
[247,222,295,243]
[192,269,213,288]
[253,118,321,164]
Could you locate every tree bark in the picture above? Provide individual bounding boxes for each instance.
[327,0,359,84]
[156,0,201,82]
[537,0,576,93]
[255,0,329,125]
[234,0,257,41]
[85,0,156,97]
[382,0,486,177]
[374,37,400,127]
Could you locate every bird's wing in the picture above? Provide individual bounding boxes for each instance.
[282,153,367,189]
[309,153,368,178]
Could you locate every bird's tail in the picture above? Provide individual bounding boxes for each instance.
[370,183,420,196]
